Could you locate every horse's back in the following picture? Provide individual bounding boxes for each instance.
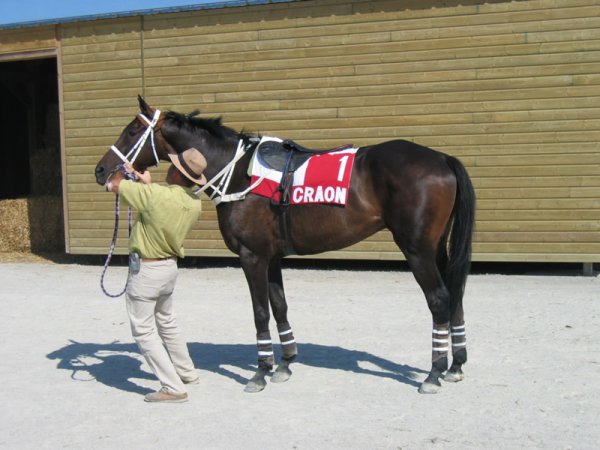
[356,139,456,197]
[285,140,455,252]
[359,139,450,171]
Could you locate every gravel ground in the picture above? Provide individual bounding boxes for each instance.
[0,257,598,449]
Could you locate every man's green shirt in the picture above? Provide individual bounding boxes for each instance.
[119,180,202,259]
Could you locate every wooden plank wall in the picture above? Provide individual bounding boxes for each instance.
[0,26,55,58]
[59,0,600,262]
[60,19,143,253]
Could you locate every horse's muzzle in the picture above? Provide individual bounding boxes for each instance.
[95,165,108,186]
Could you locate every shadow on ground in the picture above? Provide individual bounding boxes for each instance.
[47,340,426,394]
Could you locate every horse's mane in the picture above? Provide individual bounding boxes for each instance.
[164,110,240,141]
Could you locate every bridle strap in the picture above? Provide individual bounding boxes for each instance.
[110,109,162,167]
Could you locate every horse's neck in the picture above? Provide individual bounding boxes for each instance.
[163,126,238,179]
[205,140,242,177]
[194,139,253,198]
[232,149,254,186]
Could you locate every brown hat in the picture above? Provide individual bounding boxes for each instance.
[168,148,207,185]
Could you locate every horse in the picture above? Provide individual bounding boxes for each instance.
[95,96,476,394]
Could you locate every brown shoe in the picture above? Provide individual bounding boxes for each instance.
[144,388,188,403]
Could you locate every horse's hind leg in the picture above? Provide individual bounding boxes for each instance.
[268,259,298,383]
[445,299,467,383]
[403,248,452,394]
[437,234,467,383]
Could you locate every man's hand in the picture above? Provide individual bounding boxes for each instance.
[125,163,152,184]
[134,169,152,184]
[105,170,125,193]
[105,164,152,193]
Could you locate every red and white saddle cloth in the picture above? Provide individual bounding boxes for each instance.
[249,137,358,205]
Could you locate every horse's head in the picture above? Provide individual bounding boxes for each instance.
[94,96,173,186]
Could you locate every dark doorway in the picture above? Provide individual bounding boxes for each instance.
[0,57,63,252]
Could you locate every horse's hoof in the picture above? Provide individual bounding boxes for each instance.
[418,381,441,394]
[443,369,464,383]
[244,370,268,393]
[272,364,292,383]
[244,378,267,393]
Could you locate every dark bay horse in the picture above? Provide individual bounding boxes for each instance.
[95,97,476,394]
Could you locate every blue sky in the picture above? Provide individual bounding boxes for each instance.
[0,0,243,26]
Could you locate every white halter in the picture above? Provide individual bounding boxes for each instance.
[110,109,162,166]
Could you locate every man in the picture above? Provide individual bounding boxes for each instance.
[105,148,207,403]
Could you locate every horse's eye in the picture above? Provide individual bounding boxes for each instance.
[127,124,142,137]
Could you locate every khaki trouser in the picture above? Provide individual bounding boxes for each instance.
[125,259,197,395]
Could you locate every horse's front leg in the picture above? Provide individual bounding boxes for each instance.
[268,258,297,383]
[240,250,273,393]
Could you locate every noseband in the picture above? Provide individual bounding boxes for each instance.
[110,109,162,167]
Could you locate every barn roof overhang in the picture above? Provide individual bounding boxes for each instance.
[0,0,303,30]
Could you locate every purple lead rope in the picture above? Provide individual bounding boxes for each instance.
[100,193,132,298]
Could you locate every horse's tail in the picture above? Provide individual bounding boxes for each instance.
[444,155,476,307]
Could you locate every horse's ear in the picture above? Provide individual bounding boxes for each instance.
[138,95,153,117]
